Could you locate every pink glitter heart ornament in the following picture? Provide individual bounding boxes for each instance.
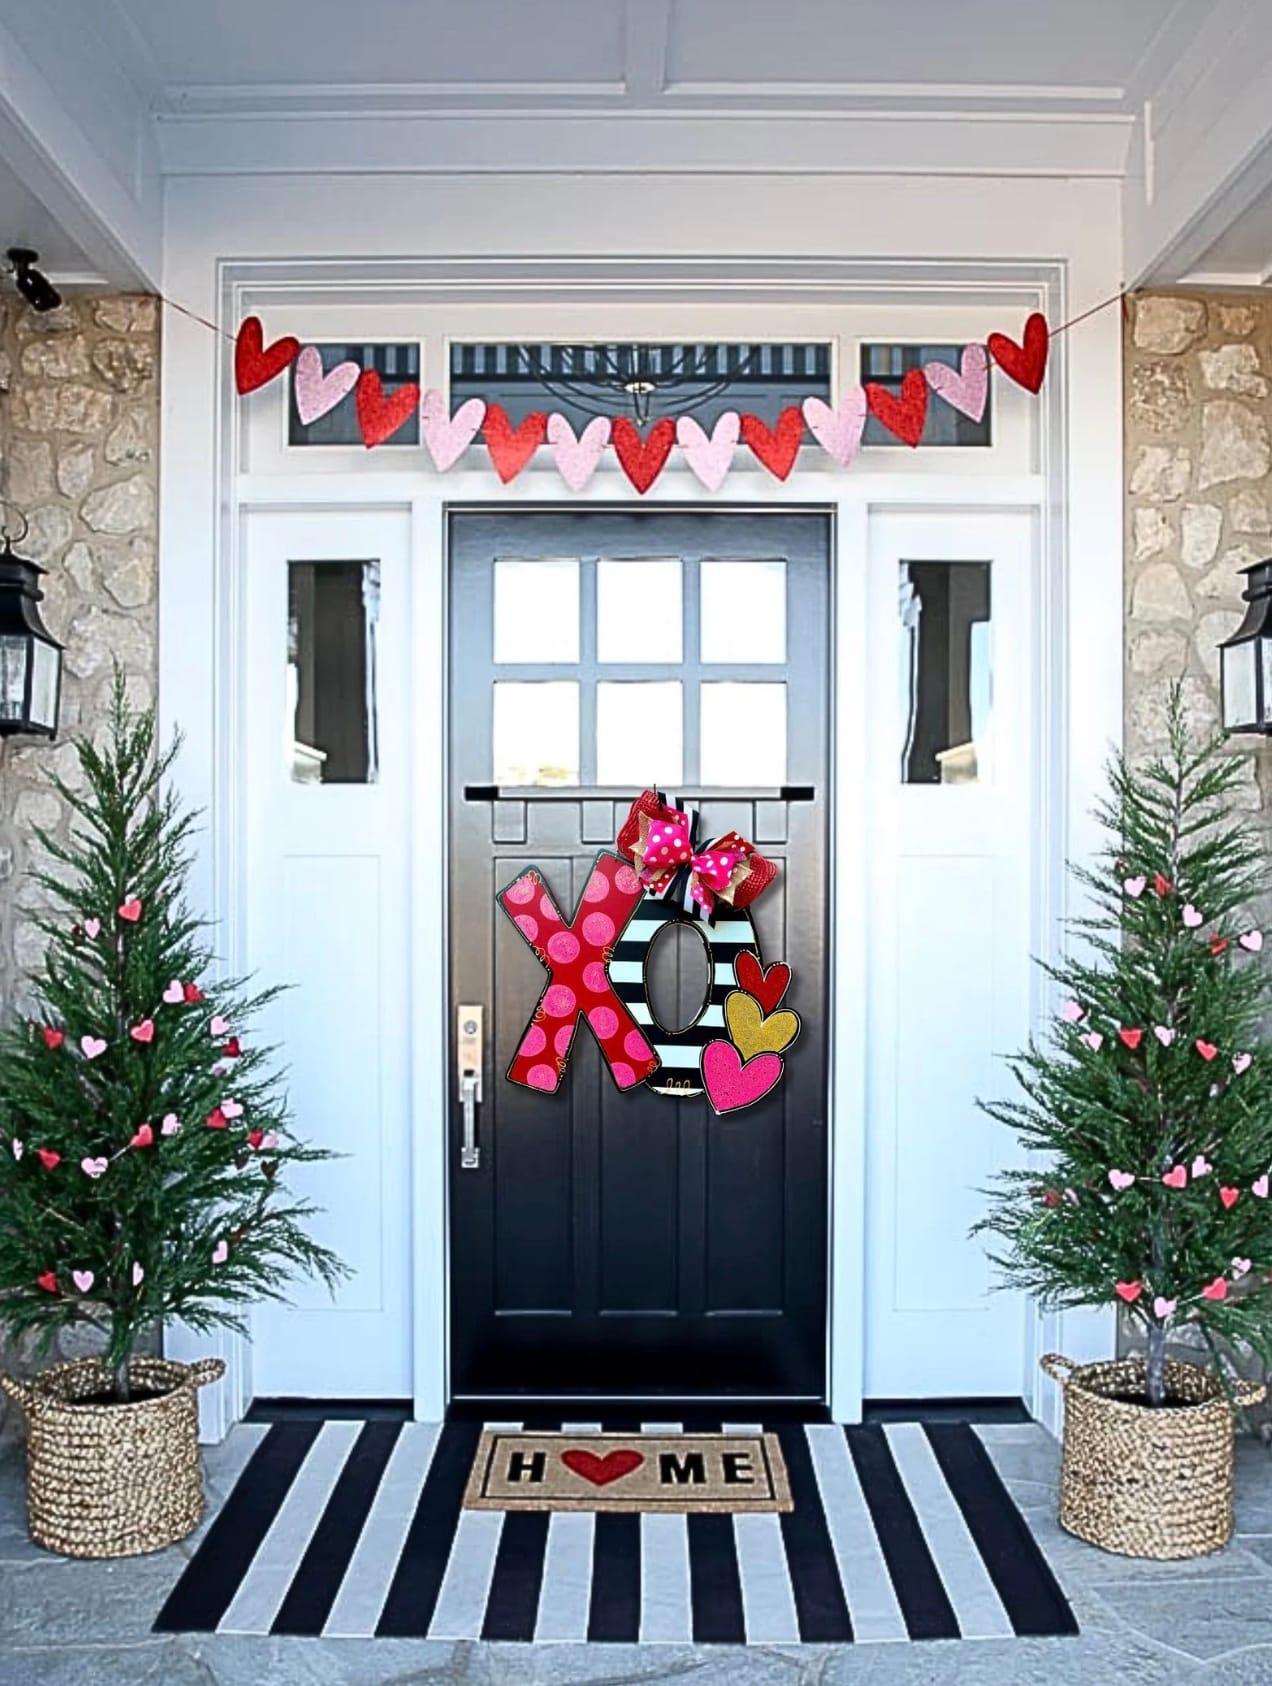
[676,412,739,492]
[923,344,989,422]
[421,391,485,472]
[546,414,611,492]
[802,390,867,467]
[293,346,360,426]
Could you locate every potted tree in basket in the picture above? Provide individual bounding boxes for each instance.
[0,676,344,1558]
[978,685,1270,1559]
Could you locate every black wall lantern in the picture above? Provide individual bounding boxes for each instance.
[1220,559,1272,735]
[0,509,62,738]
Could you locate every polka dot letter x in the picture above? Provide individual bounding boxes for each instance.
[501,853,660,1093]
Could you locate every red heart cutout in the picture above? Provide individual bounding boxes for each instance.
[1161,1165,1187,1190]
[356,371,421,449]
[988,313,1049,394]
[118,898,143,923]
[130,1124,154,1149]
[483,403,547,483]
[235,317,300,396]
[735,952,792,1015]
[184,982,204,1004]
[41,1027,64,1050]
[561,1448,644,1487]
[36,1148,60,1170]
[1210,936,1229,956]
[1114,1280,1142,1304]
[866,370,928,446]
[1202,1275,1229,1301]
[1220,1185,1240,1209]
[1195,1039,1219,1062]
[1118,1027,1143,1050]
[612,417,675,493]
[247,1129,264,1150]
[740,406,804,480]
[130,1019,154,1044]
[36,1271,58,1293]
[223,1037,242,1058]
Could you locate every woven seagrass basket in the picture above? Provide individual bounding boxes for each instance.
[0,1354,224,1559]
[1042,1352,1264,1560]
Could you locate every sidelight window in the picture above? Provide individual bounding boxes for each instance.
[287,560,380,783]
[898,560,992,784]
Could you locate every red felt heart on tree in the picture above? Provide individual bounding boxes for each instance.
[483,403,547,483]
[1114,1280,1142,1304]
[561,1448,644,1487]
[865,370,928,446]
[36,1271,58,1293]
[356,371,421,449]
[1220,1185,1240,1209]
[740,406,804,480]
[130,1123,154,1149]
[247,1129,264,1150]
[1210,935,1229,956]
[234,317,300,396]
[41,1027,64,1050]
[1202,1275,1229,1301]
[611,417,675,494]
[1117,1027,1144,1050]
[184,982,204,1004]
[36,1148,60,1170]
[735,952,792,1015]
[987,313,1050,394]
[1195,1039,1219,1062]
[223,1037,242,1058]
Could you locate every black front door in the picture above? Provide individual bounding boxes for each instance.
[448,509,831,1406]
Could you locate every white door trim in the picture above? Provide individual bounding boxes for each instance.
[161,258,1120,1436]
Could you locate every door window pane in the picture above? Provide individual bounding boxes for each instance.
[597,559,682,662]
[596,681,683,786]
[700,560,786,663]
[898,561,992,784]
[700,682,786,786]
[494,559,579,663]
[493,681,579,785]
[288,343,420,445]
[287,561,380,784]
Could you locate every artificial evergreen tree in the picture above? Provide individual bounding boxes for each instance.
[0,676,343,1401]
[979,685,1272,1406]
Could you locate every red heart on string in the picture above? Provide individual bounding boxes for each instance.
[561,1448,644,1487]
[234,317,300,396]
[130,1123,154,1148]
[248,1129,264,1150]
[1118,1027,1144,1050]
[36,1148,61,1170]
[41,1027,64,1050]
[483,403,548,482]
[988,312,1050,394]
[1114,1280,1142,1304]
[611,417,675,493]
[356,371,421,449]
[740,406,804,480]
[36,1271,58,1294]
[1220,1186,1240,1210]
[866,370,928,446]
[184,982,205,1004]
[735,952,792,1015]
[223,1037,242,1058]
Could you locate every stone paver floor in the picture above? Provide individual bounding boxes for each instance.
[3,1423,1272,1684]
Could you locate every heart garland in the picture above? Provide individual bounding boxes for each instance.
[236,310,1055,481]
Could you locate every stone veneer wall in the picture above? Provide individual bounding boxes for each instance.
[0,293,159,1436]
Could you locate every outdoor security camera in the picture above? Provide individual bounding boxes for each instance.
[6,248,62,314]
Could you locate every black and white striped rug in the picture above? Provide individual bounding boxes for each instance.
[154,1420,1077,1645]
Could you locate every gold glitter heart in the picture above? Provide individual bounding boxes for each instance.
[724,990,799,1058]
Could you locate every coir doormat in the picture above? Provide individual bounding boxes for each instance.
[153,1419,1078,1643]
[463,1430,792,1513]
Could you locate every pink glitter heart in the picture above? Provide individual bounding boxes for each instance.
[802,390,867,467]
[701,1040,783,1115]
[923,344,989,422]
[421,391,485,472]
[293,346,360,426]
[676,412,739,491]
[547,414,611,492]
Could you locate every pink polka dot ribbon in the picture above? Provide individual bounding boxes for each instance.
[499,855,660,1094]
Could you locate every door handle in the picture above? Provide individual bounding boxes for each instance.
[457,1005,484,1171]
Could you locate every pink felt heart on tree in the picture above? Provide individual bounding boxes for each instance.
[1114,1280,1142,1304]
[221,1097,244,1119]
[260,1131,278,1150]
[547,414,611,491]
[1079,1031,1104,1052]
[1233,1052,1253,1075]
[211,1239,229,1265]
[71,1269,94,1295]
[160,1113,182,1137]
[210,1016,231,1037]
[81,1156,107,1178]
[1254,1174,1269,1199]
[1233,1257,1252,1278]
[1201,1276,1228,1301]
[1107,1169,1135,1191]
[80,1035,107,1060]
[130,1019,154,1044]
[676,412,739,491]
[1153,1296,1177,1319]
[132,1262,144,1287]
[163,980,184,1005]
[11,1140,23,1160]
[1154,1026,1176,1047]
[1059,1000,1084,1023]
[702,1040,784,1115]
[802,391,867,467]
[923,344,989,422]
[1192,1154,1212,1178]
[1241,929,1264,952]
[421,391,486,472]
[293,346,360,426]
[83,918,100,940]
[1123,875,1146,898]
[1182,904,1203,928]
[1161,1165,1187,1190]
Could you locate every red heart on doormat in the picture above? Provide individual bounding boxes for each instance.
[988,312,1050,394]
[356,371,421,449]
[234,317,300,396]
[735,952,792,1015]
[561,1448,644,1487]
[866,369,928,446]
[612,417,675,493]
[484,403,548,482]
[740,406,804,480]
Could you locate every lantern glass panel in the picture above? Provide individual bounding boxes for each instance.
[1260,638,1272,728]
[28,638,58,731]
[1223,639,1258,731]
[0,633,28,722]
